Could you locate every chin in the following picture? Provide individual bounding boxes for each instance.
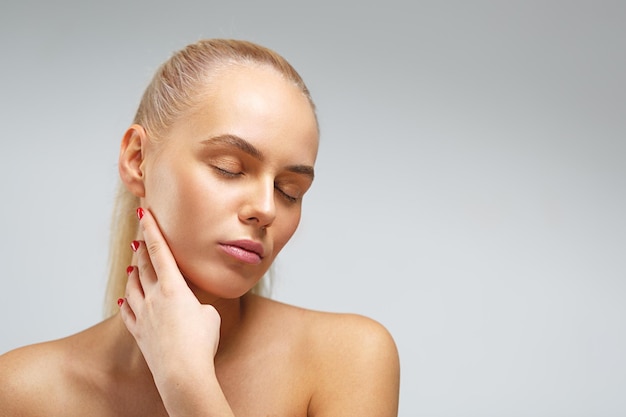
[184,271,263,302]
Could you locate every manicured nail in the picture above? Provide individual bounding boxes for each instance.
[130,240,140,252]
[137,207,144,220]
[126,265,134,275]
[117,298,124,307]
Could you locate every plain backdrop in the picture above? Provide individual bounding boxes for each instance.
[1,1,625,416]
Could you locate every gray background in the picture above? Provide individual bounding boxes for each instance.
[1,1,625,416]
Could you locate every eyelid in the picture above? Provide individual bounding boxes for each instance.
[208,155,244,176]
[213,166,241,177]
[275,185,300,203]
[274,177,311,203]
[205,148,312,202]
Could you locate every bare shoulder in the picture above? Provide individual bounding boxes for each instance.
[302,308,400,417]
[254,296,399,367]
[311,310,398,357]
[306,309,400,383]
[0,318,116,416]
[0,339,69,415]
[251,296,400,417]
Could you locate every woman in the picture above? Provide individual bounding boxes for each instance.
[0,39,400,416]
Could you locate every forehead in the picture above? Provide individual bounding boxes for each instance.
[206,65,315,125]
[168,65,319,159]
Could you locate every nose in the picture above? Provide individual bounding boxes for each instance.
[239,179,276,230]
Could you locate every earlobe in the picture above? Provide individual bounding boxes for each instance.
[118,124,147,197]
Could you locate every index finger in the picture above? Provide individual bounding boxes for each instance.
[136,207,183,287]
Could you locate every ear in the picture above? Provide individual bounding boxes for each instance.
[118,124,148,197]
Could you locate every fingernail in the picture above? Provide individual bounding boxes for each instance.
[130,240,140,252]
[126,265,134,275]
[117,298,124,307]
[137,207,144,220]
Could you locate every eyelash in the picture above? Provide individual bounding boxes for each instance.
[212,166,300,203]
[213,166,242,178]
[275,187,299,203]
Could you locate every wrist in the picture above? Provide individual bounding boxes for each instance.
[158,371,234,417]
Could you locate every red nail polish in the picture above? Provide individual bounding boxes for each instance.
[117,298,124,307]
[126,265,134,275]
[130,240,140,252]
[137,207,144,220]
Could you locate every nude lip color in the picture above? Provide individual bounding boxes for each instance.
[219,240,265,264]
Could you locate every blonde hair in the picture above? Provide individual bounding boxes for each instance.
[104,39,316,317]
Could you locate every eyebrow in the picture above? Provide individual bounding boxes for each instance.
[202,135,264,160]
[201,134,315,179]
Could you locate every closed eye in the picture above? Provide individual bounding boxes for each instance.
[275,185,299,203]
[213,166,242,178]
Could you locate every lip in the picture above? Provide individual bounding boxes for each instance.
[219,239,265,264]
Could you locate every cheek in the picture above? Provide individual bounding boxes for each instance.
[273,207,302,254]
[144,164,212,240]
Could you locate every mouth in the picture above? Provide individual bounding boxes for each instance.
[219,239,265,265]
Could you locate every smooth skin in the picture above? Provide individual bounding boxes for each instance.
[0,66,400,416]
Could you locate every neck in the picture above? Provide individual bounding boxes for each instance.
[211,293,248,348]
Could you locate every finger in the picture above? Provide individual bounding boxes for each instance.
[118,288,136,333]
[120,265,142,333]
[124,264,144,307]
[119,297,136,322]
[125,264,144,295]
[136,207,183,288]
[132,240,158,291]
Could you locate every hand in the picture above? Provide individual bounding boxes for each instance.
[119,207,222,390]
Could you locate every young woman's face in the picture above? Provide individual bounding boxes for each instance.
[141,65,319,301]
